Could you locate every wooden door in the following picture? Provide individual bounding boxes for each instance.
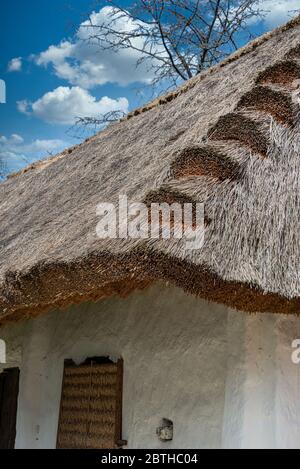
[0,368,20,449]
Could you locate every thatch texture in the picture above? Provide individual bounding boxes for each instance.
[1,17,300,322]
[56,360,123,449]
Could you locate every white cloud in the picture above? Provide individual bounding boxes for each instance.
[17,100,30,115]
[7,57,22,72]
[10,134,24,144]
[18,86,129,125]
[34,6,157,88]
[0,134,68,174]
[256,0,300,28]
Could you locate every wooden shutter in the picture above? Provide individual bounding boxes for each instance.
[0,368,20,449]
[56,358,124,449]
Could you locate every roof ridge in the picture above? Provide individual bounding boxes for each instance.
[123,15,300,121]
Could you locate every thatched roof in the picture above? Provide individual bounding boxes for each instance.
[2,16,300,323]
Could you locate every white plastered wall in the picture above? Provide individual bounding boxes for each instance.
[1,283,300,449]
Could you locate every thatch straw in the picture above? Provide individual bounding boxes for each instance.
[237,86,294,126]
[257,60,300,86]
[57,361,122,449]
[207,112,269,156]
[170,146,241,181]
[1,17,300,322]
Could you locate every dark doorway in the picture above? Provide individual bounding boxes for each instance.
[0,368,20,449]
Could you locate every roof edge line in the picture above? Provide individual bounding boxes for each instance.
[122,15,300,122]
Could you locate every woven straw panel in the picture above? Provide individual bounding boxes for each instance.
[56,360,123,449]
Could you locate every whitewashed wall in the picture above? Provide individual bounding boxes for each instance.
[1,283,300,449]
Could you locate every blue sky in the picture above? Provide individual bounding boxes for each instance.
[0,0,299,175]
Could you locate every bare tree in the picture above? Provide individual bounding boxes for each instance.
[74,0,265,133]
[84,0,263,88]
[69,110,127,139]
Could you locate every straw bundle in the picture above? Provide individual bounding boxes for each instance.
[56,360,123,449]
